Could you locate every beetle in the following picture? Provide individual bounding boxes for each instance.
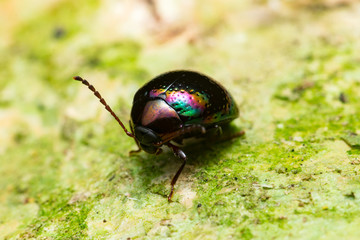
[73,70,242,201]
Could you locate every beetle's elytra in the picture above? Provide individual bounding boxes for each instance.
[74,70,242,201]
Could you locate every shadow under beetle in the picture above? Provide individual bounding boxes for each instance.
[73,70,242,201]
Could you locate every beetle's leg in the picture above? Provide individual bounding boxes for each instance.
[166,142,187,202]
[172,137,184,146]
[207,124,245,142]
[129,139,142,156]
[235,130,245,137]
[225,130,245,141]
[214,124,223,136]
[158,124,206,145]
[213,130,245,143]
[155,148,163,155]
[129,120,142,156]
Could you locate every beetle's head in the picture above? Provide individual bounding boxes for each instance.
[134,126,162,154]
[131,99,183,154]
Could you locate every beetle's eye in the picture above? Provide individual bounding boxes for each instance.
[134,126,161,146]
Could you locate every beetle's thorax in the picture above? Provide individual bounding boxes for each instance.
[140,99,183,134]
[141,99,178,125]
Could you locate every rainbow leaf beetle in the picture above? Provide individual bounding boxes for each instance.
[73,70,242,201]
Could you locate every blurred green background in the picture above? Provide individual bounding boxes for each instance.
[1,0,360,239]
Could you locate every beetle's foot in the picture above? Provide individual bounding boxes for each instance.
[206,129,245,143]
[129,148,141,156]
[220,130,245,142]
[168,185,175,202]
[234,130,245,138]
[155,148,163,155]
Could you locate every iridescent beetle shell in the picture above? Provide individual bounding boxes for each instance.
[130,70,239,153]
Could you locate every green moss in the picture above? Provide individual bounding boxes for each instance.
[80,41,147,81]
[20,189,95,239]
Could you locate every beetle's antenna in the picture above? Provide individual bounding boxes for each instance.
[73,76,134,138]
